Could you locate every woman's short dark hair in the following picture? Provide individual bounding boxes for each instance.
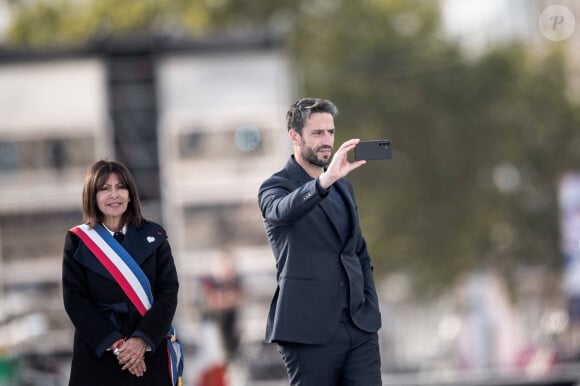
[82,159,145,228]
[286,98,338,134]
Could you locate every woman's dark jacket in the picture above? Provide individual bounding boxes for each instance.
[62,221,179,386]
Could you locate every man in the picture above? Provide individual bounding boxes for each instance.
[258,98,382,385]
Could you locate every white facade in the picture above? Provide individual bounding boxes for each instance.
[156,50,291,278]
[0,58,110,213]
[0,58,110,291]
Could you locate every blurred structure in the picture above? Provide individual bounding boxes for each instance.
[0,30,292,385]
[0,53,108,386]
[559,172,580,364]
[454,271,521,372]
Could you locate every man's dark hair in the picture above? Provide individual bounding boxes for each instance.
[286,98,338,134]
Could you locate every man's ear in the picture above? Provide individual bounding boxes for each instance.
[289,129,300,145]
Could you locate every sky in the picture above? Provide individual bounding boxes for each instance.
[440,0,529,51]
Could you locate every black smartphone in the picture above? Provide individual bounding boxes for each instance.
[354,140,392,161]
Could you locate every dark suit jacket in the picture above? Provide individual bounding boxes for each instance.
[62,220,178,386]
[258,156,381,345]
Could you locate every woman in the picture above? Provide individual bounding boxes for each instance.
[62,159,180,386]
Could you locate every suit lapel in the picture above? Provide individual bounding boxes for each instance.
[73,243,115,281]
[318,194,343,240]
[123,224,167,265]
[334,180,359,253]
[284,156,357,248]
[334,180,358,231]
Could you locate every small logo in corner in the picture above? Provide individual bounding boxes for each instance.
[539,5,575,42]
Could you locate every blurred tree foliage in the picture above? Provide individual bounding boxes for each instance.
[6,0,580,295]
[287,2,580,296]
[288,2,580,296]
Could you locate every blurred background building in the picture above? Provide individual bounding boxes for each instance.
[0,31,292,385]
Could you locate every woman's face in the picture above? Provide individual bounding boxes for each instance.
[96,172,130,223]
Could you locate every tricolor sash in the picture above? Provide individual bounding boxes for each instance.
[70,223,184,386]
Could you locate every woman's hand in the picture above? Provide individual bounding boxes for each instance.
[116,337,148,376]
[127,357,147,377]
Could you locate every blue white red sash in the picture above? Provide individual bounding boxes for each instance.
[70,223,183,386]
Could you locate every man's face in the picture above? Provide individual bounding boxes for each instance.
[295,112,335,167]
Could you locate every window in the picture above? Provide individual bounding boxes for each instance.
[179,127,265,160]
[183,202,267,249]
[0,136,95,173]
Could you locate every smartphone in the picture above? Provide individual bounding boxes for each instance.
[354,140,392,161]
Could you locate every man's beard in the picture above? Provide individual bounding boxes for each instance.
[301,143,332,168]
